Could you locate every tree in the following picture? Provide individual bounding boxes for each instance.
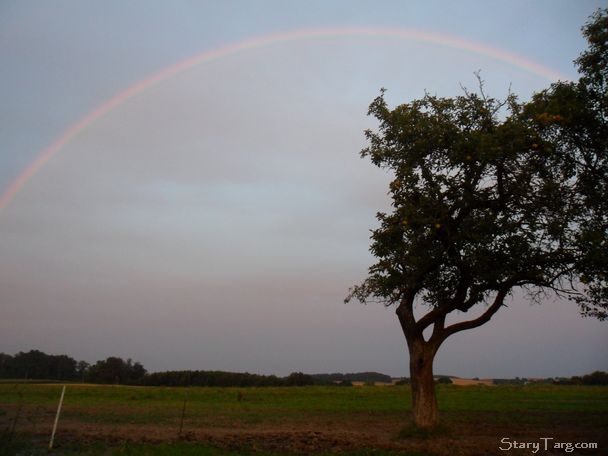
[346,9,607,428]
[0,353,13,378]
[581,371,608,385]
[76,360,90,383]
[284,371,315,386]
[5,350,78,380]
[86,357,147,384]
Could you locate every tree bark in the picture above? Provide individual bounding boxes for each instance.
[399,288,512,428]
[408,339,439,428]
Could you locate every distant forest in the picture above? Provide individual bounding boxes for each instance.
[0,350,393,386]
[1,350,606,386]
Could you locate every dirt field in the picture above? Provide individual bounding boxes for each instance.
[10,410,606,455]
[38,414,603,455]
[449,377,494,387]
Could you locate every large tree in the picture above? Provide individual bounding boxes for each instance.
[347,9,607,428]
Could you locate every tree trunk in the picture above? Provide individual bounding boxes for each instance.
[409,341,439,428]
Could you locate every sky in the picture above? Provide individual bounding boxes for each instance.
[1,0,606,379]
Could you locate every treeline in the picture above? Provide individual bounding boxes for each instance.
[0,350,85,381]
[143,370,315,387]
[4,350,605,387]
[559,371,608,385]
[311,372,392,384]
[141,371,396,387]
[494,372,608,385]
[0,350,314,387]
[0,350,145,384]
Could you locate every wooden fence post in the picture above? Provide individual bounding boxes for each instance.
[49,385,66,450]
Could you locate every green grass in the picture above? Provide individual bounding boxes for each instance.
[1,441,433,456]
[1,384,410,428]
[437,383,608,412]
[1,383,606,455]
[79,443,427,456]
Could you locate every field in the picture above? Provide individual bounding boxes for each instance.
[1,383,607,455]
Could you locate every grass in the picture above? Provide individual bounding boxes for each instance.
[1,383,606,455]
[84,443,426,456]
[0,440,442,456]
[2,383,409,428]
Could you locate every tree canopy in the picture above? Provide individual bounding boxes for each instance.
[347,77,607,327]
[347,10,608,324]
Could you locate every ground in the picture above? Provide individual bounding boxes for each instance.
[45,412,605,455]
[1,383,606,455]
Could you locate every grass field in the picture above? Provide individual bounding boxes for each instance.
[1,383,607,455]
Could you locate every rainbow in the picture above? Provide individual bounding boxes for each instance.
[0,26,568,212]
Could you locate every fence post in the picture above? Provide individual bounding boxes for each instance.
[49,385,66,450]
[178,389,188,437]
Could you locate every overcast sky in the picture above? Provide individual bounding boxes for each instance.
[1,0,606,379]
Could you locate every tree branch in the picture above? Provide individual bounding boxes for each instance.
[440,286,511,340]
[396,291,420,343]
[428,314,446,349]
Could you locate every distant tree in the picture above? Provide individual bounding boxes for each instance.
[86,357,121,384]
[347,10,607,428]
[0,350,78,380]
[50,354,77,380]
[86,357,146,384]
[76,360,90,383]
[125,359,147,383]
[12,350,51,379]
[581,371,608,385]
[0,353,13,377]
[284,372,314,386]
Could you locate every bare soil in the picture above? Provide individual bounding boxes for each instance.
[6,406,607,455]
